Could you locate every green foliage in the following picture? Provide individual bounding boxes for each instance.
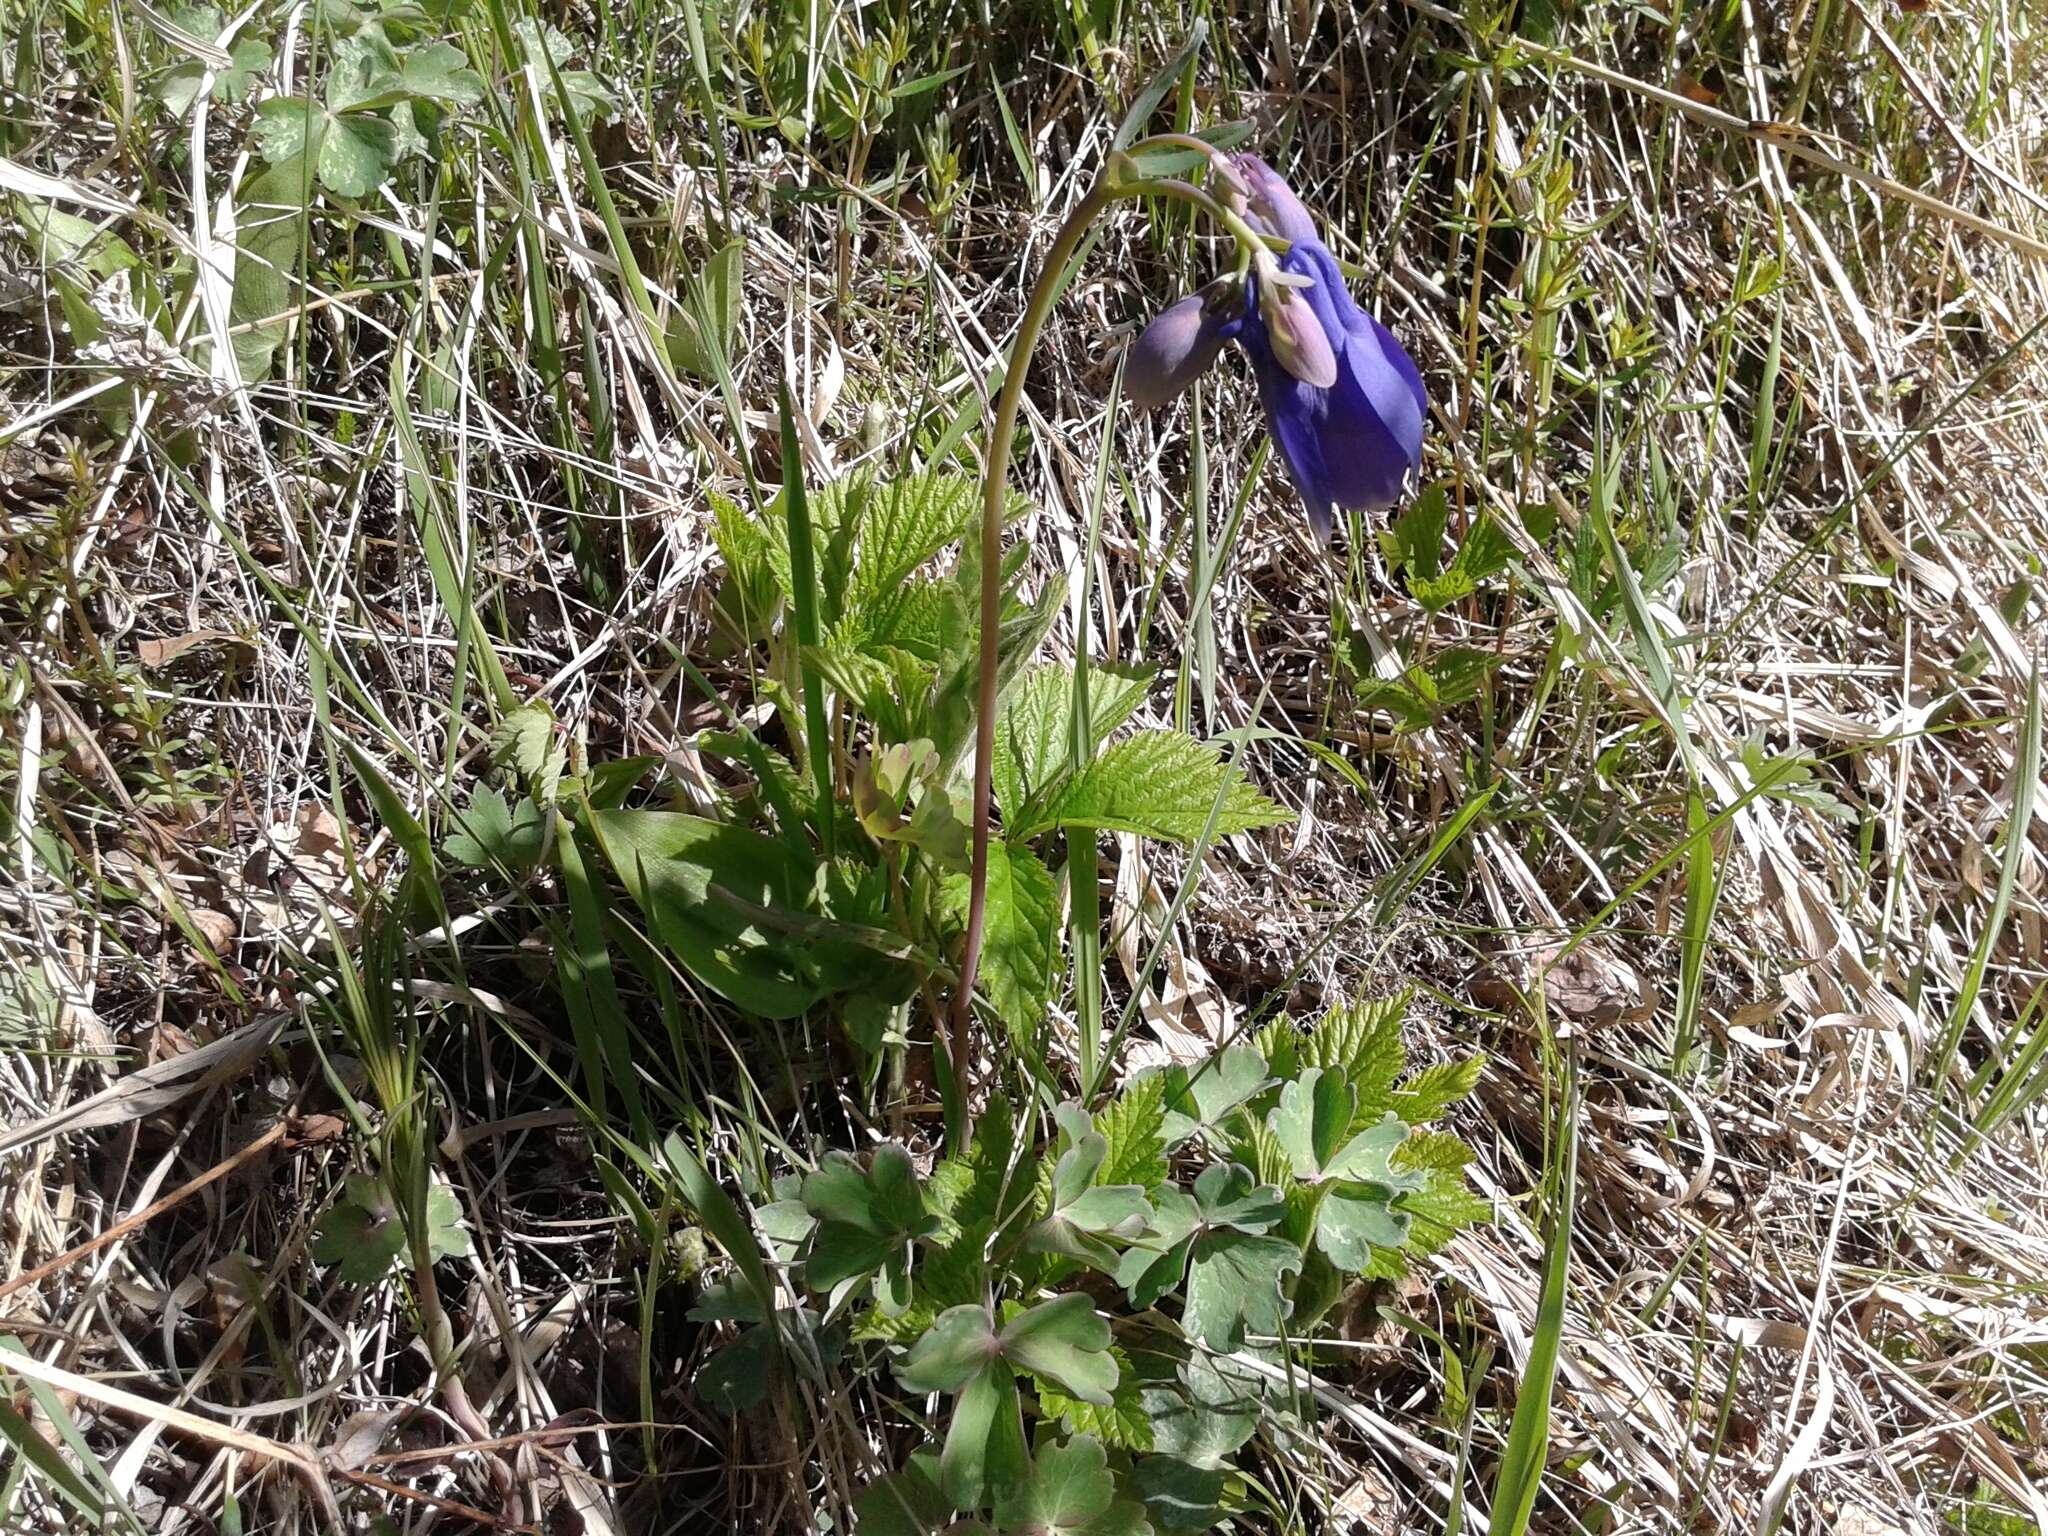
[442,785,544,871]
[1378,484,1512,613]
[1014,731,1288,843]
[312,1173,468,1285]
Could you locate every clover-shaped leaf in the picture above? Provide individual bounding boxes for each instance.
[854,1452,955,1536]
[312,1174,468,1285]
[993,1435,1153,1536]
[1158,1047,1268,1146]
[252,98,396,197]
[895,1296,1116,1508]
[159,38,271,114]
[1025,1105,1151,1272]
[1271,1074,1422,1186]
[802,1144,938,1311]
[1114,1164,1299,1351]
[443,785,545,871]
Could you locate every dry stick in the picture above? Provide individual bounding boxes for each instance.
[0,1122,286,1306]
[1395,0,2048,267]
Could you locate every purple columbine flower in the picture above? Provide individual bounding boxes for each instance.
[1125,153,1427,542]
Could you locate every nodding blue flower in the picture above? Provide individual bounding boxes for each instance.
[1125,154,1427,542]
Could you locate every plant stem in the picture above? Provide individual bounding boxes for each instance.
[952,166,1263,1127]
[951,177,1118,1124]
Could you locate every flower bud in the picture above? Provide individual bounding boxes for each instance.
[1126,291,1229,411]
[1232,153,1320,246]
[1258,273,1336,389]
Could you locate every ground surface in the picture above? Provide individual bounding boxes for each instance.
[3,0,2048,1532]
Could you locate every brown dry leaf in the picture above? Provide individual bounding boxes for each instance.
[1836,1504,1907,1536]
[136,630,242,668]
[321,1409,401,1474]
[1675,72,1719,106]
[188,908,236,957]
[1330,1465,1402,1536]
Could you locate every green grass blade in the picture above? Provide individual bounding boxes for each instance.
[779,379,835,857]
[1488,1050,1575,1536]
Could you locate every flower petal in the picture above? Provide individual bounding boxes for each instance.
[1231,154,1320,246]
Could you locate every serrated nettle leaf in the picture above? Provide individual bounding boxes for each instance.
[1017,731,1288,844]
[897,1303,1001,1394]
[489,703,563,794]
[941,843,1058,1045]
[1393,1053,1485,1123]
[1158,1047,1269,1147]
[1096,1076,1167,1188]
[442,785,544,870]
[991,661,1153,819]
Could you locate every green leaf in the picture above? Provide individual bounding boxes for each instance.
[693,1324,774,1413]
[1180,1229,1300,1352]
[420,1181,470,1261]
[1131,1456,1223,1533]
[1268,1066,1355,1180]
[855,1453,955,1536]
[326,30,403,110]
[1317,1186,1411,1269]
[158,37,270,113]
[230,153,311,379]
[1159,1047,1269,1146]
[1301,995,1407,1132]
[400,40,484,104]
[803,1145,935,1304]
[999,1294,1115,1406]
[1394,1054,1485,1124]
[311,1176,405,1284]
[254,98,395,197]
[1035,1346,1152,1451]
[992,662,1152,819]
[668,238,744,381]
[942,843,1058,1046]
[489,701,565,800]
[442,785,544,870]
[588,809,822,1018]
[942,1360,1028,1508]
[1143,1355,1256,1467]
[849,472,983,613]
[1095,1075,1167,1188]
[1018,732,1288,843]
[898,1304,1002,1394]
[994,1435,1152,1536]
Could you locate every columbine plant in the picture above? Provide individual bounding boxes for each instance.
[954,138,1428,1064]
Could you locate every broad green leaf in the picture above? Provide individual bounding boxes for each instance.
[400,41,484,104]
[897,1304,1001,1394]
[991,661,1151,819]
[1301,995,1408,1131]
[1186,1163,1282,1232]
[1268,1067,1354,1180]
[1316,1187,1411,1269]
[1036,1347,1151,1451]
[993,1435,1151,1536]
[855,1453,954,1536]
[850,472,982,609]
[230,153,312,380]
[310,1173,407,1284]
[326,30,403,110]
[1143,1356,1256,1468]
[1159,1047,1268,1146]
[668,238,744,381]
[942,843,1057,1045]
[254,99,395,196]
[998,1294,1114,1406]
[442,785,543,870]
[803,1145,934,1302]
[1321,1113,1422,1187]
[693,1324,774,1413]
[1131,1455,1223,1533]
[941,1360,1028,1508]
[1018,731,1289,843]
[1180,1229,1300,1351]
[588,809,821,1018]
[13,199,140,283]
